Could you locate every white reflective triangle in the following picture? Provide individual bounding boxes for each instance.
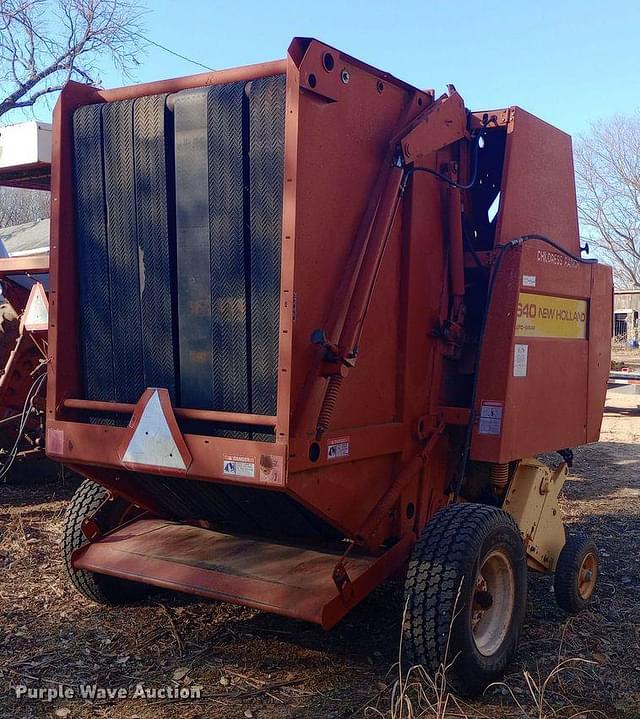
[122,390,187,470]
[25,290,47,326]
[23,283,48,331]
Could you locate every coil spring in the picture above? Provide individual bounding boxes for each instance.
[490,463,510,494]
[316,374,343,440]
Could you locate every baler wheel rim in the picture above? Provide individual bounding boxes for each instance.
[577,552,598,600]
[553,533,600,613]
[471,548,516,657]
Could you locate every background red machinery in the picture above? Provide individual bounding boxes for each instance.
[0,147,50,478]
[45,39,612,692]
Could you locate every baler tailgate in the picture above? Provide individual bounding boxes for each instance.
[72,519,406,628]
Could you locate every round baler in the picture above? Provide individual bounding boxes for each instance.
[46,38,611,692]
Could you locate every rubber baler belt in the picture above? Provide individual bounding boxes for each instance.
[173,88,212,409]
[174,76,284,434]
[73,103,116,405]
[208,83,249,416]
[174,86,247,413]
[248,76,285,429]
[74,95,177,408]
[134,93,177,400]
[102,99,145,404]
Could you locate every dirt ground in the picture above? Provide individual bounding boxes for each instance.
[0,387,638,719]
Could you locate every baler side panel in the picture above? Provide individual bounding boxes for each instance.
[471,243,609,463]
[496,107,581,256]
[285,50,444,538]
[586,263,613,441]
[288,65,414,436]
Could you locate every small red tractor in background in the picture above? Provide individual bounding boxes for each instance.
[45,40,612,693]
[0,121,50,478]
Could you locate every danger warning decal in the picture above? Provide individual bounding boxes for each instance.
[327,436,350,460]
[478,401,503,436]
[515,293,588,339]
[223,455,256,478]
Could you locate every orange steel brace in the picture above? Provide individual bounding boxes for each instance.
[61,398,277,428]
[330,421,445,596]
[355,421,446,547]
[0,255,49,276]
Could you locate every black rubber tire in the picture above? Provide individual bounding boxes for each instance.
[62,479,150,604]
[402,503,527,695]
[554,534,599,614]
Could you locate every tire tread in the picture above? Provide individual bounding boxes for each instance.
[403,503,525,692]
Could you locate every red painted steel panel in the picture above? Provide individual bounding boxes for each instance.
[73,518,409,628]
[470,242,611,463]
[496,107,581,255]
[587,264,614,440]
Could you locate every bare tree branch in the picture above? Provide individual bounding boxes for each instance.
[575,114,640,288]
[0,0,145,119]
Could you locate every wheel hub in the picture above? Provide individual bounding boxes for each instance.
[577,551,597,600]
[471,549,516,657]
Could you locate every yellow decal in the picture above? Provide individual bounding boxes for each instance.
[515,293,588,339]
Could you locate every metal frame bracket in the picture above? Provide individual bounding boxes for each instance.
[503,457,568,572]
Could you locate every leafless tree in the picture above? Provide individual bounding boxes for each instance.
[0,186,50,226]
[0,0,145,119]
[574,115,640,288]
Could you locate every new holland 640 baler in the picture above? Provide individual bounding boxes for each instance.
[47,39,611,691]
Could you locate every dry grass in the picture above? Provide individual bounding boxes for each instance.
[0,390,638,718]
[365,657,608,719]
[364,598,608,719]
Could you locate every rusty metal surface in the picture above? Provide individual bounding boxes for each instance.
[72,518,408,629]
[0,163,50,190]
[0,255,49,275]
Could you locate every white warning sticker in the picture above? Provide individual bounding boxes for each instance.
[223,455,256,478]
[478,401,503,436]
[522,274,537,288]
[327,436,350,460]
[513,344,528,377]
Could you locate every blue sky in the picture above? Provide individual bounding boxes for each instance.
[88,0,640,139]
